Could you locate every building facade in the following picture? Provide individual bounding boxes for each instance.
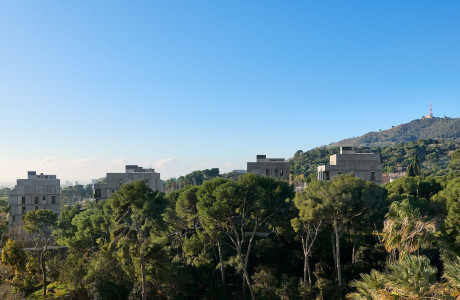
[94,165,164,201]
[8,171,61,238]
[317,147,383,185]
[247,155,290,182]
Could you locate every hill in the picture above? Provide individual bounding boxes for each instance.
[329,117,460,148]
[290,138,460,178]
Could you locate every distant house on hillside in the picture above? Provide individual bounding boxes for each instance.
[317,147,383,185]
[382,172,406,183]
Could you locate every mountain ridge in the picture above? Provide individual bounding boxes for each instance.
[329,117,460,148]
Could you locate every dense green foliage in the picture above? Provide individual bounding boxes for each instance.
[61,184,93,204]
[1,172,459,299]
[291,138,460,178]
[330,117,460,148]
[0,187,10,197]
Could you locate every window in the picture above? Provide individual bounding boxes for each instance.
[95,189,101,198]
[370,171,376,181]
[51,196,56,204]
[12,216,16,223]
[22,196,26,204]
[43,196,46,201]
[266,169,270,176]
[22,206,26,214]
[35,196,38,204]
[275,169,278,177]
[22,216,25,220]
[338,171,343,175]
[35,206,38,210]
[325,171,330,180]
[119,180,123,186]
[280,169,284,177]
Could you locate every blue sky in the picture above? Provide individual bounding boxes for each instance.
[1,1,460,185]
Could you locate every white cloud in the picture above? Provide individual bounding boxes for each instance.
[64,158,96,168]
[38,157,60,166]
[112,158,127,166]
[154,157,178,168]
[225,161,233,167]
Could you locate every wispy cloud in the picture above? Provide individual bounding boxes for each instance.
[64,158,95,168]
[154,157,178,168]
[112,158,127,166]
[38,157,60,166]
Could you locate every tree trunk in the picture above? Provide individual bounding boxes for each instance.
[41,247,47,297]
[217,240,226,297]
[333,222,342,286]
[352,227,357,263]
[331,231,337,271]
[237,246,256,300]
[217,240,225,286]
[303,250,308,300]
[140,251,147,300]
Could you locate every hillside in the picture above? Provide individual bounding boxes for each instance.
[290,138,460,178]
[329,117,460,148]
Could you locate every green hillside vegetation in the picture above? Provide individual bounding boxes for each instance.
[290,138,460,178]
[330,117,460,148]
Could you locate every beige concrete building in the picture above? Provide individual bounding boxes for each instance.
[317,147,383,184]
[8,171,60,238]
[247,155,290,182]
[94,165,163,201]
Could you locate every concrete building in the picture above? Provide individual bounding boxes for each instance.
[94,165,164,201]
[317,147,383,185]
[8,171,60,238]
[247,155,290,182]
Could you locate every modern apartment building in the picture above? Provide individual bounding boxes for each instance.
[94,165,164,201]
[8,171,60,238]
[317,147,383,184]
[247,155,290,182]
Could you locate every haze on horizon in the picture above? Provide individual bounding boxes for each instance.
[1,1,460,186]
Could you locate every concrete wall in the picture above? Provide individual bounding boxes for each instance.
[94,165,164,201]
[317,149,383,185]
[8,173,60,238]
[247,155,290,182]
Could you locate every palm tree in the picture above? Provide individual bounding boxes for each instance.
[385,255,437,299]
[383,199,434,260]
[442,256,460,298]
[347,256,439,300]
[346,270,386,300]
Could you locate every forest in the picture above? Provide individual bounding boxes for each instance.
[290,138,460,179]
[0,149,459,299]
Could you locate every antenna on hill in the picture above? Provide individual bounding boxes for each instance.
[429,101,433,118]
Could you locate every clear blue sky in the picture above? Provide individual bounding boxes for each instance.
[1,1,459,185]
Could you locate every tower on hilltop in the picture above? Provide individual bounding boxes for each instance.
[422,102,433,119]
